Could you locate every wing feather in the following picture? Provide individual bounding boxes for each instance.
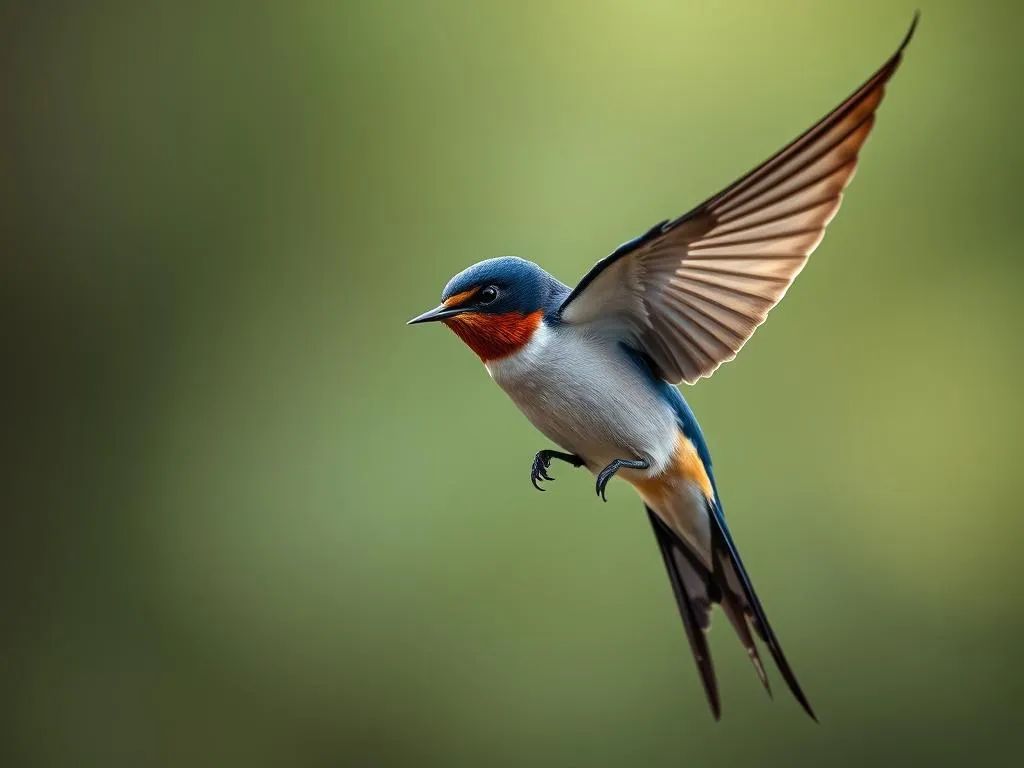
[559,15,917,384]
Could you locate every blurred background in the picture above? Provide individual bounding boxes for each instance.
[3,1,1022,766]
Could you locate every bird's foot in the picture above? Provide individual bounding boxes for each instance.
[595,458,650,501]
[530,450,584,491]
[530,453,553,491]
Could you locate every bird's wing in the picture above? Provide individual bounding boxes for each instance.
[558,15,917,385]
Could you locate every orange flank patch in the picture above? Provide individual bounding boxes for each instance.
[442,288,479,308]
[443,310,543,362]
[627,432,715,507]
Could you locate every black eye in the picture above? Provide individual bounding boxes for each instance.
[478,286,498,305]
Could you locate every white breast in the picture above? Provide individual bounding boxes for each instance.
[485,323,678,476]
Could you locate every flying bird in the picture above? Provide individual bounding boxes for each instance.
[409,15,917,720]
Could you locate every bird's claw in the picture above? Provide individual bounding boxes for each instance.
[531,450,586,491]
[595,468,614,502]
[594,457,648,502]
[530,449,585,491]
[530,453,553,491]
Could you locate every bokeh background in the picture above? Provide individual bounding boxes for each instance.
[3,1,1022,766]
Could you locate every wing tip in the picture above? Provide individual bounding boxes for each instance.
[900,11,921,56]
[882,11,920,80]
[868,11,919,92]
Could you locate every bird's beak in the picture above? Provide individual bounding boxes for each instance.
[406,304,465,325]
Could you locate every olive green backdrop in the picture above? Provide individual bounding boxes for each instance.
[4,1,1022,766]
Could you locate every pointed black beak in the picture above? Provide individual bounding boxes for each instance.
[407,304,465,325]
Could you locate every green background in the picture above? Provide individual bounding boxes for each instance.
[4,1,1022,766]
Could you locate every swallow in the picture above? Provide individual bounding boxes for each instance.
[409,15,917,720]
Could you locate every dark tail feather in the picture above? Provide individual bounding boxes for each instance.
[646,504,816,721]
[707,500,817,721]
[647,506,721,719]
[721,594,772,697]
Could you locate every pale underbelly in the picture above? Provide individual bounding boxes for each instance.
[508,381,714,560]
[495,371,678,476]
[484,326,713,557]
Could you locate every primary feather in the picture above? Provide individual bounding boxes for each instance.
[559,14,918,384]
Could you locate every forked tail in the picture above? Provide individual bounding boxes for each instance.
[646,503,816,721]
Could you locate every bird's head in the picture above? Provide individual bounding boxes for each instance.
[408,256,565,362]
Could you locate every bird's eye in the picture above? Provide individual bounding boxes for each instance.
[478,286,498,305]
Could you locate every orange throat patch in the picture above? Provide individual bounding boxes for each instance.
[443,310,543,362]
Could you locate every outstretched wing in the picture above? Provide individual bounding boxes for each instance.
[559,15,917,385]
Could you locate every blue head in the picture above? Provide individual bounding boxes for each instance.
[408,256,568,361]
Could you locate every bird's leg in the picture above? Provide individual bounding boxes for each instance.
[531,449,585,491]
[595,458,650,501]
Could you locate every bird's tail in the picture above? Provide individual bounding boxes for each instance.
[646,504,816,721]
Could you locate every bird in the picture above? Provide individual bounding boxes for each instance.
[408,15,917,720]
